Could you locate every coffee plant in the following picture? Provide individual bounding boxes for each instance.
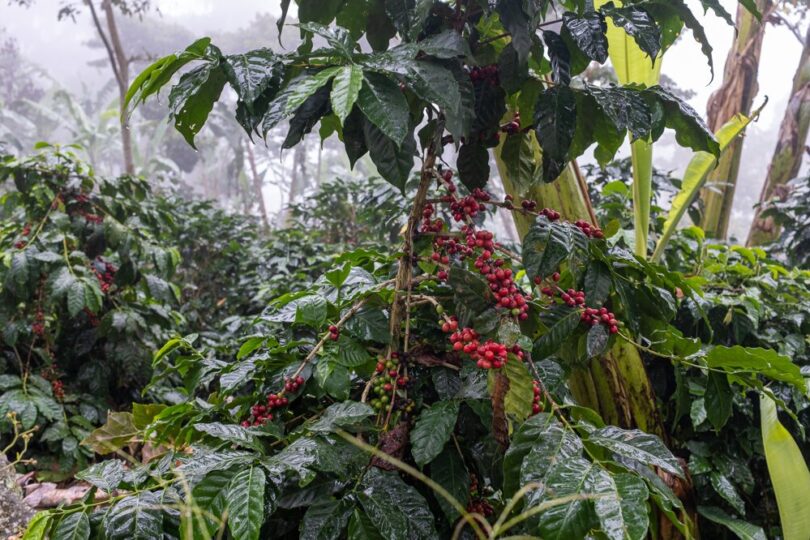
[0,147,184,475]
[20,1,810,540]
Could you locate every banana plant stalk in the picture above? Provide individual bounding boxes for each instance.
[595,0,662,259]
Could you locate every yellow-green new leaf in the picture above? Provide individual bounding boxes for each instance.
[652,112,754,261]
[760,394,810,540]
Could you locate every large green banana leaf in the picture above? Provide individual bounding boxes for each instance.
[760,394,810,540]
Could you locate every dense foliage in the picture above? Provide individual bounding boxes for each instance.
[13,1,810,540]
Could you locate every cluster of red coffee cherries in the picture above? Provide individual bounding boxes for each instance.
[92,257,116,294]
[445,325,516,370]
[581,307,620,334]
[242,375,305,427]
[13,224,31,249]
[327,325,340,341]
[466,474,494,516]
[420,202,444,233]
[32,310,45,336]
[531,380,545,416]
[468,64,499,86]
[477,257,530,320]
[370,353,409,412]
[40,364,64,400]
[573,219,604,239]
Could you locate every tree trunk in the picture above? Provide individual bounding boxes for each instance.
[90,0,135,175]
[747,24,810,246]
[700,0,772,239]
[281,142,308,227]
[245,142,270,231]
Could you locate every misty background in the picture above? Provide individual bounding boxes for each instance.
[0,0,806,240]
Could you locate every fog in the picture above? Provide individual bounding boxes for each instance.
[1,0,806,239]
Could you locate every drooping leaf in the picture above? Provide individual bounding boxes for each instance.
[410,400,460,467]
[222,49,282,110]
[705,372,733,431]
[542,30,572,85]
[497,0,532,64]
[643,86,719,155]
[563,12,609,63]
[456,143,490,191]
[599,3,661,62]
[124,37,212,112]
[168,59,228,148]
[534,85,577,183]
[488,358,534,421]
[363,119,416,192]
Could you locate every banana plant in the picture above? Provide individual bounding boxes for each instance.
[594,0,665,259]
[760,394,810,540]
[651,108,762,262]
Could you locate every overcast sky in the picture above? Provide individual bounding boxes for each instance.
[1,0,806,239]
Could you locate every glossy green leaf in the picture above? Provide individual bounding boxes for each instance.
[331,65,363,124]
[53,512,90,540]
[505,413,582,497]
[348,509,384,540]
[359,469,438,539]
[300,498,354,540]
[309,401,374,433]
[284,67,341,116]
[705,372,733,431]
[102,492,162,540]
[363,119,415,192]
[706,345,805,390]
[222,49,281,109]
[599,3,661,63]
[456,143,490,191]
[410,400,460,467]
[356,72,409,145]
[168,61,228,148]
[226,466,265,540]
[534,306,582,360]
[589,426,683,477]
[430,450,469,523]
[698,506,766,540]
[534,85,577,182]
[563,12,608,63]
[124,37,212,112]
